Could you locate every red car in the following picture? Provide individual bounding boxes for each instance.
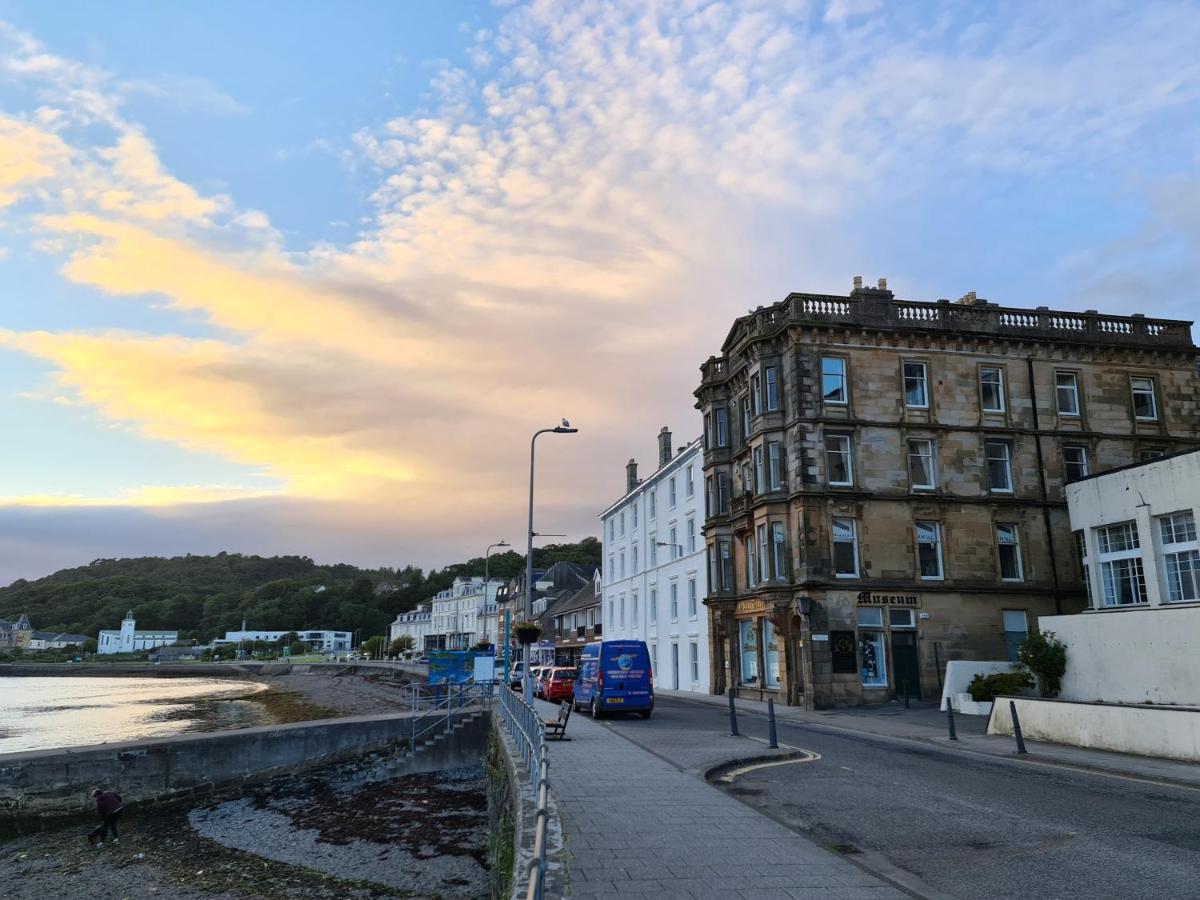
[541,667,577,702]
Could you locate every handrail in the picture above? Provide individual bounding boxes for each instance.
[497,687,550,900]
[406,681,493,753]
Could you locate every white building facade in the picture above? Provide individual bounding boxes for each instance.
[98,610,178,655]
[389,604,433,650]
[600,428,711,694]
[430,577,503,650]
[212,628,351,652]
[1039,448,1200,704]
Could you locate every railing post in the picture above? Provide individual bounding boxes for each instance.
[728,688,739,736]
[947,697,958,741]
[767,698,778,749]
[1010,700,1028,754]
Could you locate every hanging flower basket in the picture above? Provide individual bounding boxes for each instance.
[514,621,543,645]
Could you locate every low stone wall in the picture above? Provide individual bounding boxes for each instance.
[988,696,1200,762]
[0,708,485,834]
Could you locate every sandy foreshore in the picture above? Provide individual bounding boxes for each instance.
[246,668,420,719]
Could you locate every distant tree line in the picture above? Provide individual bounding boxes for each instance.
[0,540,600,643]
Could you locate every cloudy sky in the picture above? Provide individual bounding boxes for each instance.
[0,0,1197,584]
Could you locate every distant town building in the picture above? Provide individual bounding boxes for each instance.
[0,612,32,649]
[599,428,711,693]
[388,604,433,650]
[1037,448,1200,705]
[211,628,351,652]
[97,610,179,655]
[429,577,503,650]
[695,278,1199,708]
[548,571,603,665]
[28,630,90,651]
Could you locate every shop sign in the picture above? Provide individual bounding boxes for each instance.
[857,591,919,607]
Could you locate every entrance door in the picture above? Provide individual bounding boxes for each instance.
[890,632,921,700]
[671,642,680,689]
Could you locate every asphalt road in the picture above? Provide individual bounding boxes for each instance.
[600,696,1200,900]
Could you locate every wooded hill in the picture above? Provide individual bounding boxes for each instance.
[0,539,601,643]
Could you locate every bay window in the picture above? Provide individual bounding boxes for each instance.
[1096,521,1147,606]
[1158,512,1199,603]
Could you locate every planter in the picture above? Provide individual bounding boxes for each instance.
[954,692,994,717]
[514,625,542,645]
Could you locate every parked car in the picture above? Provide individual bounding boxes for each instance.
[542,667,577,702]
[574,640,653,718]
[529,665,549,696]
[508,661,526,689]
[415,655,431,664]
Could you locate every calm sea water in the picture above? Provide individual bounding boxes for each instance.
[0,676,271,754]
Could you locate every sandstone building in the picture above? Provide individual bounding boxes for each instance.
[694,278,1199,707]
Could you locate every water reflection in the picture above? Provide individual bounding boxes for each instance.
[0,677,270,754]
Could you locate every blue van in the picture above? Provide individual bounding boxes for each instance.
[573,640,653,718]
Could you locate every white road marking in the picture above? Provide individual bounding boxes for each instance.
[717,750,822,783]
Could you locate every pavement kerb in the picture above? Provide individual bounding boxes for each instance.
[703,750,818,784]
[658,690,1200,794]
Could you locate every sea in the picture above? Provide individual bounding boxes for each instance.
[0,676,272,754]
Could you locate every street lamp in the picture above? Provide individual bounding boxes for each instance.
[525,419,578,703]
[486,540,510,682]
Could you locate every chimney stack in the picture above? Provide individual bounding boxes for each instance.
[853,275,863,290]
[877,277,888,290]
[626,458,639,493]
[658,426,672,467]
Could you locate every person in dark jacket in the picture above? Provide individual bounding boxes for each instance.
[88,788,123,846]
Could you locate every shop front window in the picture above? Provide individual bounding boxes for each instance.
[857,608,887,687]
[763,619,781,689]
[739,619,759,685]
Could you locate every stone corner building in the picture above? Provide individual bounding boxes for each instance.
[694,277,1199,708]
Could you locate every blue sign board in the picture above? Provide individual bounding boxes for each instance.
[428,651,474,684]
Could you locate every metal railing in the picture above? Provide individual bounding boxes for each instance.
[497,686,551,900]
[406,681,493,754]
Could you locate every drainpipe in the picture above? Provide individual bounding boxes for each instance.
[1026,357,1062,615]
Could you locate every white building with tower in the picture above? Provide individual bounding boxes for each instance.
[600,426,711,694]
[97,609,178,655]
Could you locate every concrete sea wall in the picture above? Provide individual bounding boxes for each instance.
[0,708,485,833]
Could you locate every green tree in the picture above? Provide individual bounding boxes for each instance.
[389,635,414,655]
[362,635,386,658]
[1017,630,1068,697]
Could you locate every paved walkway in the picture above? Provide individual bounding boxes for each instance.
[653,690,1200,789]
[534,698,906,900]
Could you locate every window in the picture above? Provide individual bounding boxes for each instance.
[705,475,714,517]
[669,581,679,621]
[619,594,625,627]
[903,361,929,408]
[996,524,1023,581]
[688,577,697,617]
[719,541,733,591]
[715,408,729,447]
[669,477,677,508]
[649,489,656,519]
[704,413,713,450]
[619,510,625,536]
[757,524,769,584]
[669,526,678,560]
[916,521,944,580]
[1138,447,1165,462]
[1056,372,1080,416]
[619,551,625,579]
[985,440,1014,493]
[1158,512,1199,603]
[690,641,700,683]
[686,464,695,497]
[889,608,916,628]
[764,619,781,689]
[753,446,764,494]
[717,472,730,513]
[856,608,887,687]
[649,585,657,624]
[608,556,614,580]
[739,620,759,685]
[1130,376,1158,421]
[632,592,640,626]
[751,374,762,417]
[1076,530,1092,606]
[765,365,780,411]
[607,519,614,542]
[609,599,614,624]
[767,442,783,490]
[1096,521,1147,606]
[649,536,657,566]
[980,366,1005,413]
[632,504,638,528]
[632,543,639,573]
[1063,445,1089,482]
[832,518,859,577]
[687,517,696,554]
[741,395,751,440]
[745,536,756,588]
[650,644,658,680]
[907,438,936,490]
[1002,610,1028,662]
[771,522,787,581]
[825,434,854,486]
[822,357,847,405]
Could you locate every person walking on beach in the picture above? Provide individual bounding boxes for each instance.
[87,787,123,847]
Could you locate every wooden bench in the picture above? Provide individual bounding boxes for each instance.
[543,701,572,741]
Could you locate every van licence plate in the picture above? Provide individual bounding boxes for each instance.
[607,697,623,704]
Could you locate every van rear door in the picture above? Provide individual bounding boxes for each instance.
[600,641,653,709]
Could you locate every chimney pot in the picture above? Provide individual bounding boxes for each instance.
[877,277,887,290]
[658,427,673,467]
[853,275,863,290]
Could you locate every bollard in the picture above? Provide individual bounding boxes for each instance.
[767,697,779,749]
[728,688,739,736]
[947,698,958,741]
[902,680,910,710]
[1009,700,1028,754]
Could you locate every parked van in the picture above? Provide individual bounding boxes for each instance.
[574,640,653,718]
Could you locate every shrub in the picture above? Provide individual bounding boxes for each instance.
[967,671,1033,702]
[1017,630,1068,697]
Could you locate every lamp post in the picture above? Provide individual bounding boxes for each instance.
[525,420,578,702]
[486,540,510,684]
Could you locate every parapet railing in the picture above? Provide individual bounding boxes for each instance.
[406,681,494,754]
[498,686,551,900]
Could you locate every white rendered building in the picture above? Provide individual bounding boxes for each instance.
[1038,448,1200,704]
[388,604,433,650]
[212,628,351,652]
[430,577,502,650]
[97,610,178,655]
[600,427,710,694]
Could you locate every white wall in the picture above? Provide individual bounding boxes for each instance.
[1040,607,1200,705]
[989,696,1200,762]
[600,436,710,693]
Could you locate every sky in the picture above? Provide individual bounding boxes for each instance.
[0,0,1197,585]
